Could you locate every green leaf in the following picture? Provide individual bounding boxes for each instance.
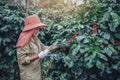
[76,35,85,42]
[109,23,115,32]
[42,61,50,68]
[72,45,80,55]
[5,38,11,42]
[114,33,120,39]
[8,50,15,56]
[63,56,74,68]
[98,53,108,61]
[83,38,89,43]
[39,31,45,36]
[108,45,115,53]
[84,51,97,69]
[47,21,54,31]
[110,12,120,30]
[44,77,52,80]
[103,32,110,40]
[78,24,84,28]
[96,38,103,43]
[91,51,97,59]
[84,55,90,62]
[84,10,90,17]
[0,25,10,32]
[57,25,63,30]
[85,61,94,69]
[100,12,110,22]
[54,71,62,76]
[104,48,112,57]
[96,60,104,69]
[79,48,86,53]
[111,12,119,20]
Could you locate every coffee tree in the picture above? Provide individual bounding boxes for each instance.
[39,0,120,80]
[0,0,120,80]
[0,0,25,80]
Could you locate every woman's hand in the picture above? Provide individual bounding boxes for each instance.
[38,49,49,58]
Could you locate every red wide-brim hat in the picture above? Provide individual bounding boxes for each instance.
[23,15,46,32]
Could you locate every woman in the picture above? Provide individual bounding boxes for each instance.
[16,15,57,80]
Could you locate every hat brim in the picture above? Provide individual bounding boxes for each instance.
[23,23,46,32]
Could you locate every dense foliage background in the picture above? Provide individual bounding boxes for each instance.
[0,0,120,80]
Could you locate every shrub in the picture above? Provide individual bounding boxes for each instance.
[0,1,25,80]
[0,0,120,80]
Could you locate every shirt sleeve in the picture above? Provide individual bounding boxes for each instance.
[40,41,49,51]
[17,44,30,65]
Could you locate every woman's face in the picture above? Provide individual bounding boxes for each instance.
[33,28,40,36]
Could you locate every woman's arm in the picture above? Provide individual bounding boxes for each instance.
[29,54,39,61]
[28,46,58,62]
